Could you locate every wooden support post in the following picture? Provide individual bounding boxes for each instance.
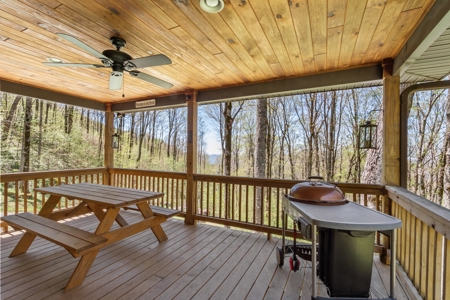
[185,91,198,225]
[382,58,400,264]
[104,103,114,185]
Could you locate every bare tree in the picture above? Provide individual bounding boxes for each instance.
[1,94,21,142]
[254,98,268,224]
[20,97,33,173]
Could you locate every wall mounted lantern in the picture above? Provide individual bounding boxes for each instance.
[359,121,378,149]
[359,109,381,149]
[112,113,124,149]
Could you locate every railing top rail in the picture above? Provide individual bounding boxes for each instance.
[1,168,107,182]
[386,185,450,238]
[194,174,385,194]
[109,168,187,179]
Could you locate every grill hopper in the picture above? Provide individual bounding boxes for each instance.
[287,177,347,206]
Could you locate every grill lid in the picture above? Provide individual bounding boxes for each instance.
[287,176,347,206]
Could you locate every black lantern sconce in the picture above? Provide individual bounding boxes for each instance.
[112,113,124,149]
[359,109,381,149]
[112,132,120,149]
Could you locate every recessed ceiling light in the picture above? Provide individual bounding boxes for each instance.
[46,57,63,63]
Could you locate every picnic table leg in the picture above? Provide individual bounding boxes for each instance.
[88,203,128,227]
[65,250,99,291]
[9,195,62,257]
[136,202,168,242]
[65,206,120,291]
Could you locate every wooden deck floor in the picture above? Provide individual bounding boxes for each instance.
[1,211,410,300]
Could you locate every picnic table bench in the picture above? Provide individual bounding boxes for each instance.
[1,183,180,291]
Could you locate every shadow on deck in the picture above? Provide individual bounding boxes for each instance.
[1,210,410,299]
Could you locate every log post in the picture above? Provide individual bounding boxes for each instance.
[185,91,198,225]
[104,103,114,185]
[381,59,400,264]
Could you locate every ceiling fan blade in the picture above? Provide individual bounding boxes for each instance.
[126,54,172,69]
[43,62,105,68]
[57,33,110,61]
[109,71,123,90]
[128,70,173,89]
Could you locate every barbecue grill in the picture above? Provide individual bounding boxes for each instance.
[277,176,402,299]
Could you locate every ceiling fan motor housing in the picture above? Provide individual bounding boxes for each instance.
[102,50,132,72]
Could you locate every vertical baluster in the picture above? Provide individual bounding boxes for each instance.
[33,179,38,214]
[414,217,422,290]
[276,188,280,228]
[206,181,210,217]
[443,238,449,300]
[376,195,381,244]
[426,227,436,300]
[169,178,173,209]
[245,185,249,223]
[268,187,272,228]
[200,181,204,214]
[231,184,235,220]
[4,182,9,215]
[433,233,443,300]
[405,210,411,274]
[213,182,216,217]
[419,221,428,298]
[353,193,357,204]
[238,184,242,222]
[15,181,19,214]
[260,186,264,225]
[183,179,187,212]
[408,214,416,280]
[219,183,223,219]
[23,180,28,213]
[363,194,367,206]
[176,179,180,211]
[253,186,256,224]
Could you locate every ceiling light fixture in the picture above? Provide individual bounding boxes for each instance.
[199,0,224,13]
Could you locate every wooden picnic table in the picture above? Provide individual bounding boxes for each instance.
[1,183,179,291]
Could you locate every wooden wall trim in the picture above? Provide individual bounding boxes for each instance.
[0,80,105,111]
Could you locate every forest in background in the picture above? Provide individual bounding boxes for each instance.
[1,86,449,208]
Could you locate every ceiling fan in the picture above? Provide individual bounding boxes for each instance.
[43,33,173,90]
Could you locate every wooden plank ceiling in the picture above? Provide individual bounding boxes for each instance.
[0,0,436,104]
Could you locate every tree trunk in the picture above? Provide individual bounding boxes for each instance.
[37,99,44,164]
[254,98,268,224]
[1,95,21,142]
[20,97,33,173]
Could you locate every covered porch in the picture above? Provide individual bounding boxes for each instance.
[1,0,450,299]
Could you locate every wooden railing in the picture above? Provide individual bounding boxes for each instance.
[4,168,449,299]
[0,168,107,232]
[193,174,385,239]
[109,168,187,214]
[387,186,450,300]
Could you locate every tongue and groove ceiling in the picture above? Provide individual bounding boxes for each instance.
[0,0,449,109]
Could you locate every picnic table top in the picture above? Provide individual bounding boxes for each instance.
[35,183,164,208]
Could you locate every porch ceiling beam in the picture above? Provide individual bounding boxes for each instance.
[393,0,450,77]
[196,64,382,103]
[113,64,382,112]
[0,80,105,111]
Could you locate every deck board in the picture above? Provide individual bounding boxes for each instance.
[1,211,412,299]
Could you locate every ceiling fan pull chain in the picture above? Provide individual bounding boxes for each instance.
[122,75,125,97]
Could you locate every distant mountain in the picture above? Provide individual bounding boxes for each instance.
[207,154,221,164]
